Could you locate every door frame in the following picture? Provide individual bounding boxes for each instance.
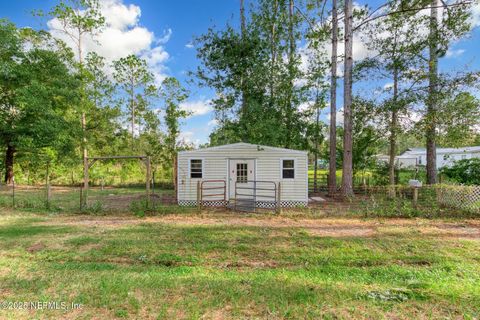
[226,158,257,200]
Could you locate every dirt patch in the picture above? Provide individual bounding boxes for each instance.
[220,260,279,269]
[26,243,45,253]
[35,214,480,239]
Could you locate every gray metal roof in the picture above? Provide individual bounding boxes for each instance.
[403,146,480,155]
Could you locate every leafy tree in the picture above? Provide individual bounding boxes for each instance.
[160,77,189,186]
[329,0,339,195]
[0,20,80,183]
[359,0,424,188]
[195,0,310,149]
[43,0,105,190]
[337,97,382,175]
[441,158,480,185]
[113,55,157,143]
[84,52,121,155]
[423,0,474,184]
[437,92,480,147]
[342,0,354,196]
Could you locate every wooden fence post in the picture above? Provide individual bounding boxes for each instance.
[173,154,178,202]
[413,187,418,209]
[145,156,151,209]
[45,161,50,210]
[12,176,15,208]
[80,186,83,210]
[46,184,51,210]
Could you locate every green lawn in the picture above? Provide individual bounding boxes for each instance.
[0,211,479,319]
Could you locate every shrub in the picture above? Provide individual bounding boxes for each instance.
[441,158,480,185]
[130,199,148,217]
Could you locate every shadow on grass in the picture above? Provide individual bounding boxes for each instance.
[0,223,73,239]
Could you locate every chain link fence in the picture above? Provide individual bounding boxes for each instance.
[0,178,185,215]
[2,179,479,217]
[319,185,480,217]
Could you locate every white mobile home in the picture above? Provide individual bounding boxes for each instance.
[177,143,308,207]
[397,146,480,169]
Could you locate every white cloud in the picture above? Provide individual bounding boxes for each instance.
[100,0,140,30]
[47,0,170,82]
[207,119,218,127]
[156,28,172,44]
[446,48,465,58]
[185,42,194,49]
[178,131,200,146]
[470,2,480,27]
[141,46,169,84]
[326,108,344,125]
[179,98,212,117]
[383,82,393,90]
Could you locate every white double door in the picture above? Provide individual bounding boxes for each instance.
[228,159,255,199]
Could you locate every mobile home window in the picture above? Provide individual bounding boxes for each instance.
[190,159,203,178]
[282,159,295,179]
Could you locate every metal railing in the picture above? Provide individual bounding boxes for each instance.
[198,180,227,209]
[234,180,277,212]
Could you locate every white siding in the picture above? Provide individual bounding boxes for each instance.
[177,143,308,205]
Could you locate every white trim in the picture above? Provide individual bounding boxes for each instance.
[188,157,205,179]
[305,154,309,203]
[227,158,256,200]
[280,158,296,180]
[176,153,180,203]
[178,142,307,155]
[226,159,230,201]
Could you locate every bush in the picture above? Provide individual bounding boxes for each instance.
[441,158,480,185]
[83,201,104,215]
[130,199,148,217]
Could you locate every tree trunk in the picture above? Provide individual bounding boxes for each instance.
[328,0,338,197]
[82,112,89,191]
[240,0,246,36]
[426,0,438,184]
[389,28,399,190]
[270,0,278,106]
[342,0,354,197]
[79,35,89,198]
[388,68,399,187]
[313,103,320,193]
[240,0,248,140]
[131,87,135,138]
[388,66,399,198]
[285,0,295,149]
[4,144,15,184]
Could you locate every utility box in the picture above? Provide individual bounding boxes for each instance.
[409,180,422,188]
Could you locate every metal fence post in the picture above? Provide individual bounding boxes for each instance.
[253,180,257,213]
[276,182,282,214]
[197,180,201,212]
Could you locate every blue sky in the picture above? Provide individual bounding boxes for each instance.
[2,0,480,145]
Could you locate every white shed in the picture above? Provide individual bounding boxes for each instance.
[177,143,308,207]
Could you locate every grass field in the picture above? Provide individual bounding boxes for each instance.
[0,210,479,319]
